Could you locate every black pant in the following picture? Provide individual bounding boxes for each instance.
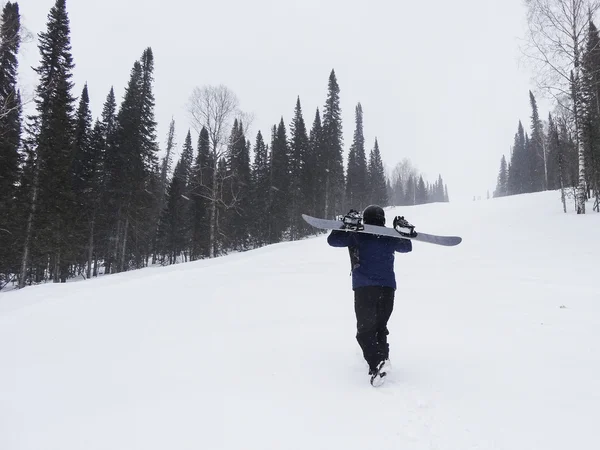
[354,286,395,372]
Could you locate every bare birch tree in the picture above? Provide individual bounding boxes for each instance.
[524,0,600,213]
[187,85,249,257]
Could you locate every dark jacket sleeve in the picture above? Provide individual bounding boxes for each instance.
[395,237,412,253]
[327,230,352,247]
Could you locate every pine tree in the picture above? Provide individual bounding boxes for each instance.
[190,127,212,259]
[71,84,101,278]
[416,176,428,204]
[159,119,176,217]
[508,121,527,195]
[309,108,325,217]
[494,155,509,197]
[269,119,289,243]
[321,70,345,217]
[105,48,159,272]
[581,19,600,210]
[0,1,22,281]
[288,97,310,239]
[224,119,251,251]
[528,91,547,192]
[158,156,189,264]
[436,174,446,202]
[251,131,270,247]
[93,87,117,273]
[405,174,416,205]
[367,138,388,206]
[546,113,561,191]
[391,173,404,206]
[346,103,368,210]
[21,0,76,284]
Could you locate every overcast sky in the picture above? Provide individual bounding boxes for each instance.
[18,0,548,202]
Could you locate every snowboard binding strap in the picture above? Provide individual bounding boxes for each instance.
[393,216,417,238]
[337,209,364,231]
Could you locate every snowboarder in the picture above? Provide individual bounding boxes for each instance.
[327,205,412,386]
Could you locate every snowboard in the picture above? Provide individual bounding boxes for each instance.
[302,214,462,247]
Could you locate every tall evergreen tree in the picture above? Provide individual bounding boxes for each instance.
[93,87,117,273]
[321,70,345,217]
[546,113,561,191]
[250,131,270,247]
[346,103,368,210]
[105,48,159,272]
[508,121,527,195]
[21,0,76,284]
[309,108,325,216]
[494,155,509,198]
[581,19,600,209]
[224,119,251,251]
[391,173,404,206]
[416,175,428,204]
[269,119,290,243]
[405,174,416,205]
[528,91,546,192]
[190,127,212,259]
[367,138,387,206]
[158,156,189,264]
[71,84,101,277]
[0,1,22,281]
[288,97,310,239]
[436,174,446,202]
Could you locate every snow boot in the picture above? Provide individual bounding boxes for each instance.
[369,360,387,387]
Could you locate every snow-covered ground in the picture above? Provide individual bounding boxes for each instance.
[1,191,599,450]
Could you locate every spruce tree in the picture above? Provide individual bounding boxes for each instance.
[158,157,189,264]
[346,103,368,210]
[321,70,345,217]
[309,108,325,216]
[367,139,388,206]
[105,48,159,272]
[436,175,445,202]
[269,119,290,243]
[0,1,21,280]
[582,19,600,209]
[250,131,270,247]
[546,113,561,191]
[508,121,527,195]
[528,91,546,191]
[405,174,416,205]
[288,97,310,239]
[71,84,100,277]
[494,155,509,197]
[416,176,428,204]
[190,127,212,259]
[224,119,251,251]
[93,87,117,272]
[23,0,76,283]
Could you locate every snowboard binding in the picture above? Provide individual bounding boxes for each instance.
[336,209,364,231]
[393,216,417,238]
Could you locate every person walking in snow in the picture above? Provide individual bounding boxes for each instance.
[327,205,412,386]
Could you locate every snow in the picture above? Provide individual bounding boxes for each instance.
[1,191,600,450]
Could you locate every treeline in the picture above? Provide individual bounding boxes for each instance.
[0,0,450,289]
[497,9,600,213]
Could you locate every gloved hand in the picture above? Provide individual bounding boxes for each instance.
[393,216,417,237]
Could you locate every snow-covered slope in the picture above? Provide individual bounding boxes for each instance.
[1,191,599,450]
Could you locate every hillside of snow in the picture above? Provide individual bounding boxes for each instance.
[1,191,599,450]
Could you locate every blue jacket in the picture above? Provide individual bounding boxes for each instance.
[327,230,412,290]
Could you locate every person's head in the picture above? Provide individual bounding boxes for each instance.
[363,205,385,226]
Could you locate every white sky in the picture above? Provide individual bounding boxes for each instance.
[18,0,549,201]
